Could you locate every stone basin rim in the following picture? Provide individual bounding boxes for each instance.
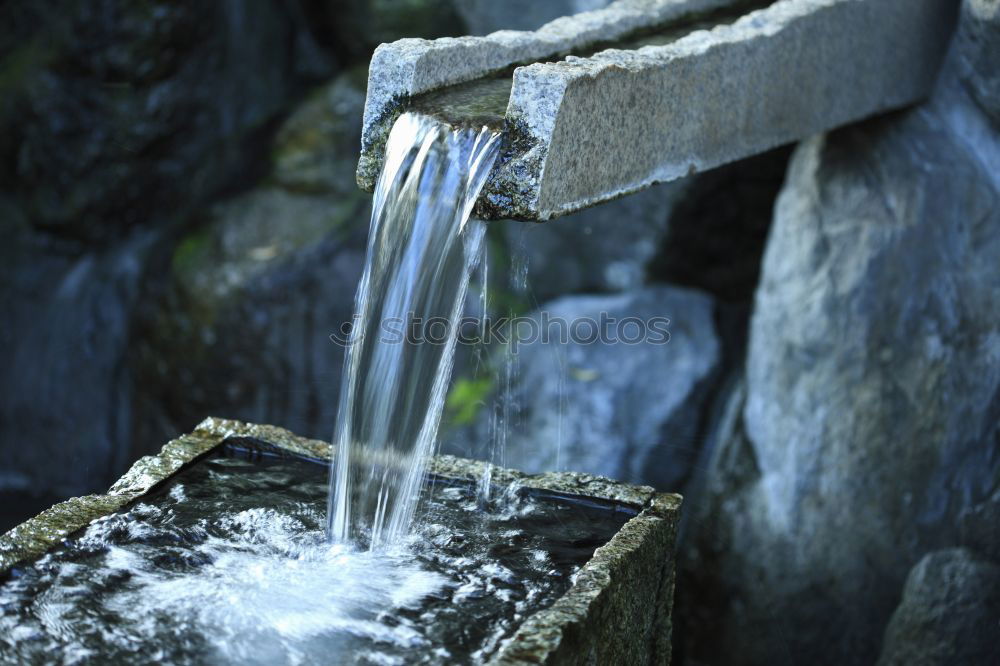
[0,413,679,572]
[0,416,682,664]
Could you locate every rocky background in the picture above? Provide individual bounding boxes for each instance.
[1,0,997,664]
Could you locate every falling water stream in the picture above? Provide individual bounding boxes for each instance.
[0,112,628,664]
[327,112,500,549]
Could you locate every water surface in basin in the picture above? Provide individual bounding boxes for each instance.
[0,445,634,665]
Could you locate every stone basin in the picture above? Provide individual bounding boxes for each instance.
[0,417,681,665]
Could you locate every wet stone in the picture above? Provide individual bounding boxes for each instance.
[0,446,633,665]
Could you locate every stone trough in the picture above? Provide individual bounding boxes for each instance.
[357,0,957,220]
[0,418,681,665]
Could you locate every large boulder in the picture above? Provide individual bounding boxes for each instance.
[132,72,370,450]
[956,0,1000,125]
[505,183,682,304]
[444,285,720,491]
[877,549,1000,666]
[0,0,331,243]
[0,0,335,504]
[0,202,167,498]
[681,8,1000,662]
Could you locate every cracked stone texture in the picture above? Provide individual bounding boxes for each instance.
[444,284,720,494]
[680,8,1000,662]
[877,549,1000,666]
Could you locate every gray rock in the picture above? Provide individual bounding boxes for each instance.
[357,0,740,192]
[505,182,683,303]
[445,285,719,491]
[958,488,1000,563]
[359,0,957,221]
[132,72,372,451]
[453,0,611,35]
[271,68,369,194]
[681,14,1000,661]
[877,549,1000,666]
[0,202,167,497]
[0,0,332,243]
[956,0,1000,125]
[132,186,369,450]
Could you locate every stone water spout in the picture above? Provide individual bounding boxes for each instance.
[356,0,957,221]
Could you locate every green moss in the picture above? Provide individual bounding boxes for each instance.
[445,377,493,425]
[171,227,212,279]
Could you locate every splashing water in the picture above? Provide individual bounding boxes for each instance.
[328,113,500,549]
[0,449,631,665]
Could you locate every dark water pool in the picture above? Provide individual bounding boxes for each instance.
[0,444,634,665]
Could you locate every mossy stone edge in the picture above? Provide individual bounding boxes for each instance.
[0,417,680,665]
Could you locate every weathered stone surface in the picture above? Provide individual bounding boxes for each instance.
[0,424,221,573]
[877,549,1000,666]
[955,0,1000,124]
[357,0,741,191]
[445,285,719,493]
[497,0,957,219]
[359,0,956,220]
[681,16,1000,661]
[453,0,612,35]
[491,493,681,665]
[1,417,681,666]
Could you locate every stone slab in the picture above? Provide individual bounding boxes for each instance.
[0,417,681,665]
[357,0,745,191]
[358,0,957,220]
